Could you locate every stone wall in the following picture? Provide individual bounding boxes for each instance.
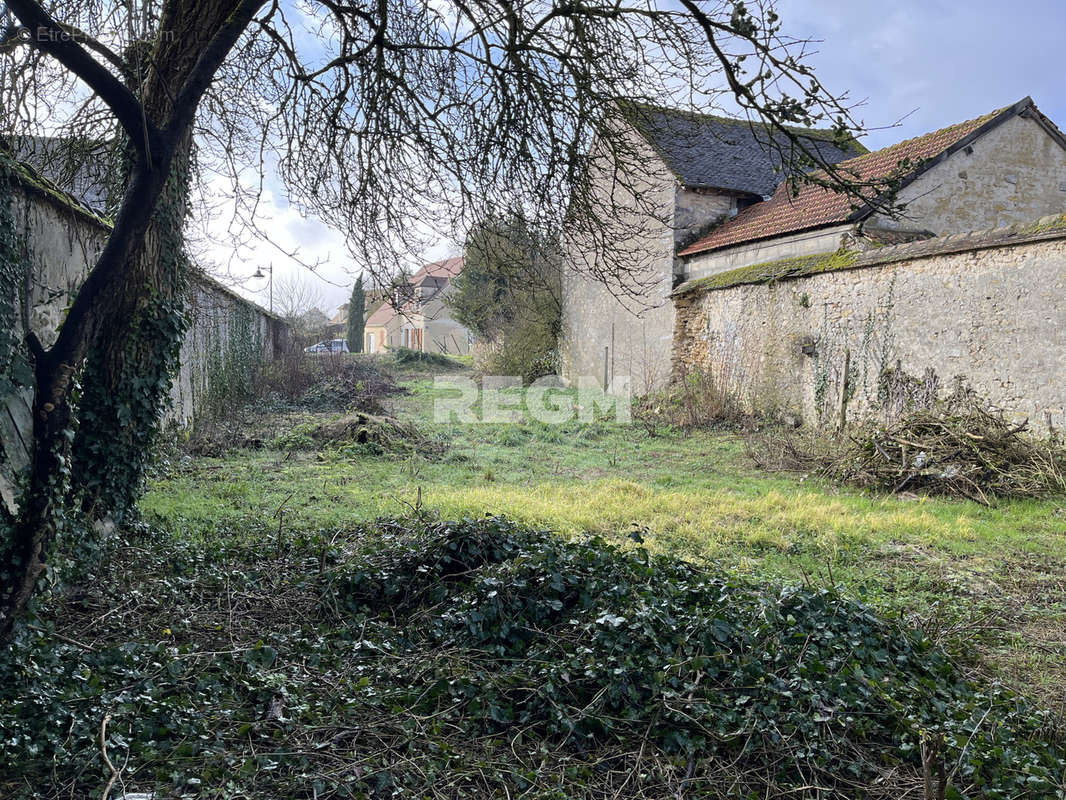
[684,224,852,281]
[169,273,289,426]
[672,218,1066,432]
[4,167,286,430]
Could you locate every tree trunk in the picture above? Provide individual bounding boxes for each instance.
[0,0,264,644]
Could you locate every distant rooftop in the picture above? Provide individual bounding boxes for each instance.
[410,256,464,284]
[624,103,865,197]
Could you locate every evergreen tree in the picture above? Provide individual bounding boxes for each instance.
[347,275,366,353]
[449,212,561,382]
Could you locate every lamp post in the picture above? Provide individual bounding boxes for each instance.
[252,263,273,313]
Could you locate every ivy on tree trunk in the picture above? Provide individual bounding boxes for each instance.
[0,0,267,644]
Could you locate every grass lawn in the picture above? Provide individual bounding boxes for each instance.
[143,358,1066,710]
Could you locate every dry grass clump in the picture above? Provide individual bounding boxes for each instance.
[750,396,1066,505]
[635,368,750,432]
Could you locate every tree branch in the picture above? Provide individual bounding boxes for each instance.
[162,0,268,143]
[5,0,154,156]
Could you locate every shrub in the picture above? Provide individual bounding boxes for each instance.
[449,212,562,385]
[390,346,464,370]
[635,367,748,432]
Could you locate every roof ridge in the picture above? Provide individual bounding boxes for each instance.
[620,100,863,146]
[812,99,1023,178]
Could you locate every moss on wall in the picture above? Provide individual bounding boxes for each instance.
[0,157,32,397]
[675,249,860,295]
[4,156,111,230]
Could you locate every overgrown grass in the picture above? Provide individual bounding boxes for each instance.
[143,370,1066,710]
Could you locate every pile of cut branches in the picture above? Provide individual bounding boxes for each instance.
[309,411,448,457]
[756,397,1066,504]
[261,352,404,413]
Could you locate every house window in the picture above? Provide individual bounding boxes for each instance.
[367,332,376,353]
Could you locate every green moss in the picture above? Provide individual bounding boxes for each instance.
[676,248,860,295]
[3,155,111,229]
[1018,213,1066,236]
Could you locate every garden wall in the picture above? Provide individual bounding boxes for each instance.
[1,156,287,445]
[672,217,1066,432]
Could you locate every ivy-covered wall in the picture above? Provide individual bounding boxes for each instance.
[672,218,1066,431]
[169,274,287,425]
[0,160,287,513]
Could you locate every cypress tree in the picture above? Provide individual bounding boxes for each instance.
[347,275,366,353]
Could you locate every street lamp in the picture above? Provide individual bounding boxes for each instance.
[252,263,273,313]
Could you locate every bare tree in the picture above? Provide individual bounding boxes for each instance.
[270,273,326,326]
[0,0,888,640]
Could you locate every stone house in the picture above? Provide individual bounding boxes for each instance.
[560,104,863,392]
[363,257,473,354]
[678,97,1066,281]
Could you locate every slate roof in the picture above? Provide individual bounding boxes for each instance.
[625,103,865,197]
[679,97,1055,257]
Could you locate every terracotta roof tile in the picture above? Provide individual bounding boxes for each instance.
[365,302,396,326]
[679,101,1025,257]
[410,256,464,284]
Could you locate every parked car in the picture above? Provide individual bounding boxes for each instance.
[304,338,349,354]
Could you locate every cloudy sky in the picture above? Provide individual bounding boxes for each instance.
[217,0,1066,316]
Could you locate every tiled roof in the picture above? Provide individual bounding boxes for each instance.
[410,256,464,284]
[679,99,1034,257]
[365,301,396,326]
[625,103,865,197]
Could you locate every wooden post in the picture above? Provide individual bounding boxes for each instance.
[838,348,851,431]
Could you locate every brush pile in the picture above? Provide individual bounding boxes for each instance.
[825,399,1066,504]
[754,395,1066,504]
[310,411,447,457]
[260,352,403,413]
